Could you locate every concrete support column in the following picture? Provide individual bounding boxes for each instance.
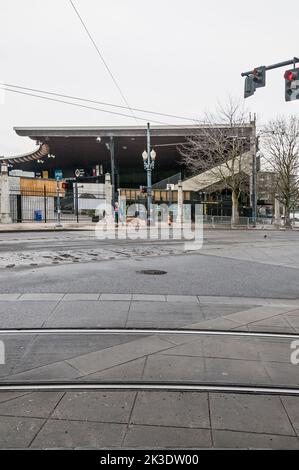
[104,173,113,217]
[177,180,183,224]
[0,165,12,224]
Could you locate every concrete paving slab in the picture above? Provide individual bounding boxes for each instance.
[62,294,100,301]
[5,361,81,382]
[126,320,196,329]
[0,392,31,404]
[123,425,212,448]
[202,337,260,361]
[249,315,295,329]
[0,301,58,328]
[213,429,299,449]
[226,306,293,325]
[52,391,136,423]
[67,337,173,376]
[0,294,21,301]
[210,394,295,436]
[19,294,64,301]
[197,296,266,306]
[143,355,205,381]
[0,335,33,378]
[189,318,240,331]
[159,334,202,346]
[100,294,132,301]
[200,305,255,321]
[281,397,299,436]
[158,339,203,357]
[129,301,201,314]
[132,294,166,302]
[248,325,295,334]
[127,302,204,327]
[0,416,45,448]
[0,392,63,418]
[131,391,210,429]
[31,419,127,449]
[257,341,294,363]
[44,301,130,328]
[205,358,270,384]
[85,357,147,381]
[264,362,299,387]
[11,334,141,374]
[283,313,299,328]
[167,295,199,303]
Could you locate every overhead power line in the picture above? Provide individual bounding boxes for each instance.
[69,0,138,124]
[0,86,171,125]
[3,83,195,123]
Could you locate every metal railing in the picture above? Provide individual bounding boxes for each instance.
[8,188,105,224]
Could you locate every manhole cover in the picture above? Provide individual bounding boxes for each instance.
[137,270,167,275]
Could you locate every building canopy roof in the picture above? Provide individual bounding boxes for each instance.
[12,125,254,173]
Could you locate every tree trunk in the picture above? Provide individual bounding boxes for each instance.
[231,190,239,226]
[284,205,292,229]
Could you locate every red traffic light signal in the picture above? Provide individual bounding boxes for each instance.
[61,182,69,190]
[284,70,299,81]
[284,68,299,101]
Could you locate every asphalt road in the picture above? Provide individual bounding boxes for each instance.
[0,229,299,298]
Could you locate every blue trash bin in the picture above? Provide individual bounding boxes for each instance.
[34,210,42,222]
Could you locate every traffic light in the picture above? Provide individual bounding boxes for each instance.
[252,66,266,88]
[244,66,266,98]
[284,68,299,101]
[244,75,255,98]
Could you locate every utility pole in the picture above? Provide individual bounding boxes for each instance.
[146,123,152,222]
[109,137,116,209]
[250,118,257,226]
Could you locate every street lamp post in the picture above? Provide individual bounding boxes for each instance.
[56,178,63,228]
[142,123,156,223]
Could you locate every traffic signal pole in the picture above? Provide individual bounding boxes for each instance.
[242,57,299,100]
[242,57,299,78]
[250,119,257,227]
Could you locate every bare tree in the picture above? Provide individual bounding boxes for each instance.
[179,98,253,225]
[261,115,299,228]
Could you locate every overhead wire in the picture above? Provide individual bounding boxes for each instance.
[69,0,139,124]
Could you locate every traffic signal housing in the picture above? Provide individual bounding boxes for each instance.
[252,66,266,88]
[284,68,299,101]
[244,75,255,98]
[244,66,266,98]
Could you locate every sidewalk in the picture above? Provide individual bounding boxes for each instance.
[0,221,293,233]
[0,222,96,232]
[0,294,298,448]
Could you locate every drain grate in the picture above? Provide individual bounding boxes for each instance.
[137,270,167,275]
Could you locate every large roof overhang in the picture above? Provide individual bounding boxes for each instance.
[12,125,254,175]
[14,124,253,139]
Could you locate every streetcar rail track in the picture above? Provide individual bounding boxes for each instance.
[0,382,298,396]
[0,327,297,339]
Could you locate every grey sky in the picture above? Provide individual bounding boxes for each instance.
[0,0,298,155]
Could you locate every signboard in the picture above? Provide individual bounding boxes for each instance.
[75,169,85,178]
[55,169,63,180]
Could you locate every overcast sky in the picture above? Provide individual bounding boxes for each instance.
[0,0,298,155]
